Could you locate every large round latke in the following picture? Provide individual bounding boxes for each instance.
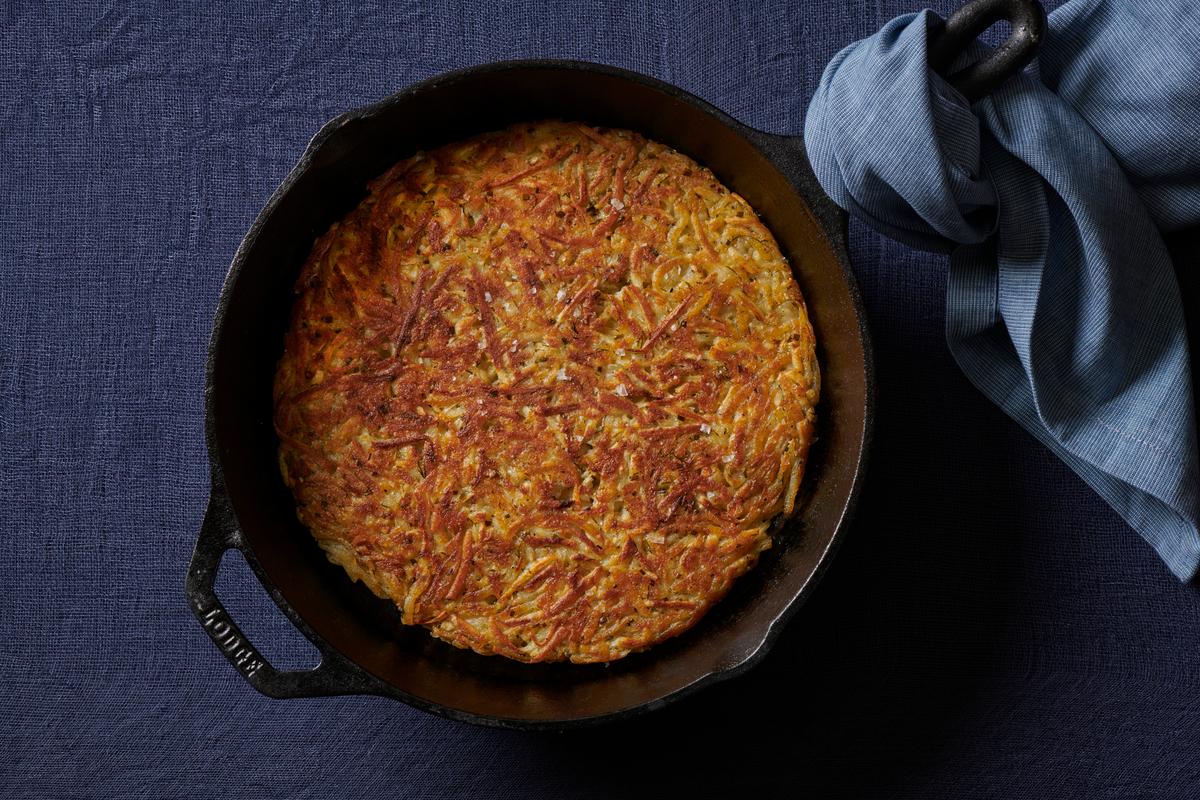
[274,121,819,663]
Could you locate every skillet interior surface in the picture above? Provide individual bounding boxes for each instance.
[203,61,872,727]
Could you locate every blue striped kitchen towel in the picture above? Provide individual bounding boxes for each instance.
[804,0,1200,578]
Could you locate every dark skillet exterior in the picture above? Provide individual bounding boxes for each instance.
[187,60,874,730]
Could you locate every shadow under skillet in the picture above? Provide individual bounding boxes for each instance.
[499,238,1035,793]
[1168,225,1200,506]
[513,228,1200,797]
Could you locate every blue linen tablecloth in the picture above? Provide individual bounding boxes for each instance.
[3,2,1200,797]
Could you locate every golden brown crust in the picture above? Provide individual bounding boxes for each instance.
[273,121,819,663]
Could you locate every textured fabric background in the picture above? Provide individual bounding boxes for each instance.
[4,1,1200,798]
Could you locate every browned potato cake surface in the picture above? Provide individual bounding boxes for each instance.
[274,120,819,663]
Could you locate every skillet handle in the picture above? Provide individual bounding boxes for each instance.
[186,486,376,698]
[927,0,1046,101]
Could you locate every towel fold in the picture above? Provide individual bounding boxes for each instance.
[804,0,1200,578]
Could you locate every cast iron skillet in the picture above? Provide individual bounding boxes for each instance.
[186,0,1044,729]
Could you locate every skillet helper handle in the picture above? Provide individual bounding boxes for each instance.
[186,487,371,698]
[928,0,1046,101]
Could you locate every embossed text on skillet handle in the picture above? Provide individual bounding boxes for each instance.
[183,483,372,699]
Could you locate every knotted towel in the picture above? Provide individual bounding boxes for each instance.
[805,0,1200,578]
